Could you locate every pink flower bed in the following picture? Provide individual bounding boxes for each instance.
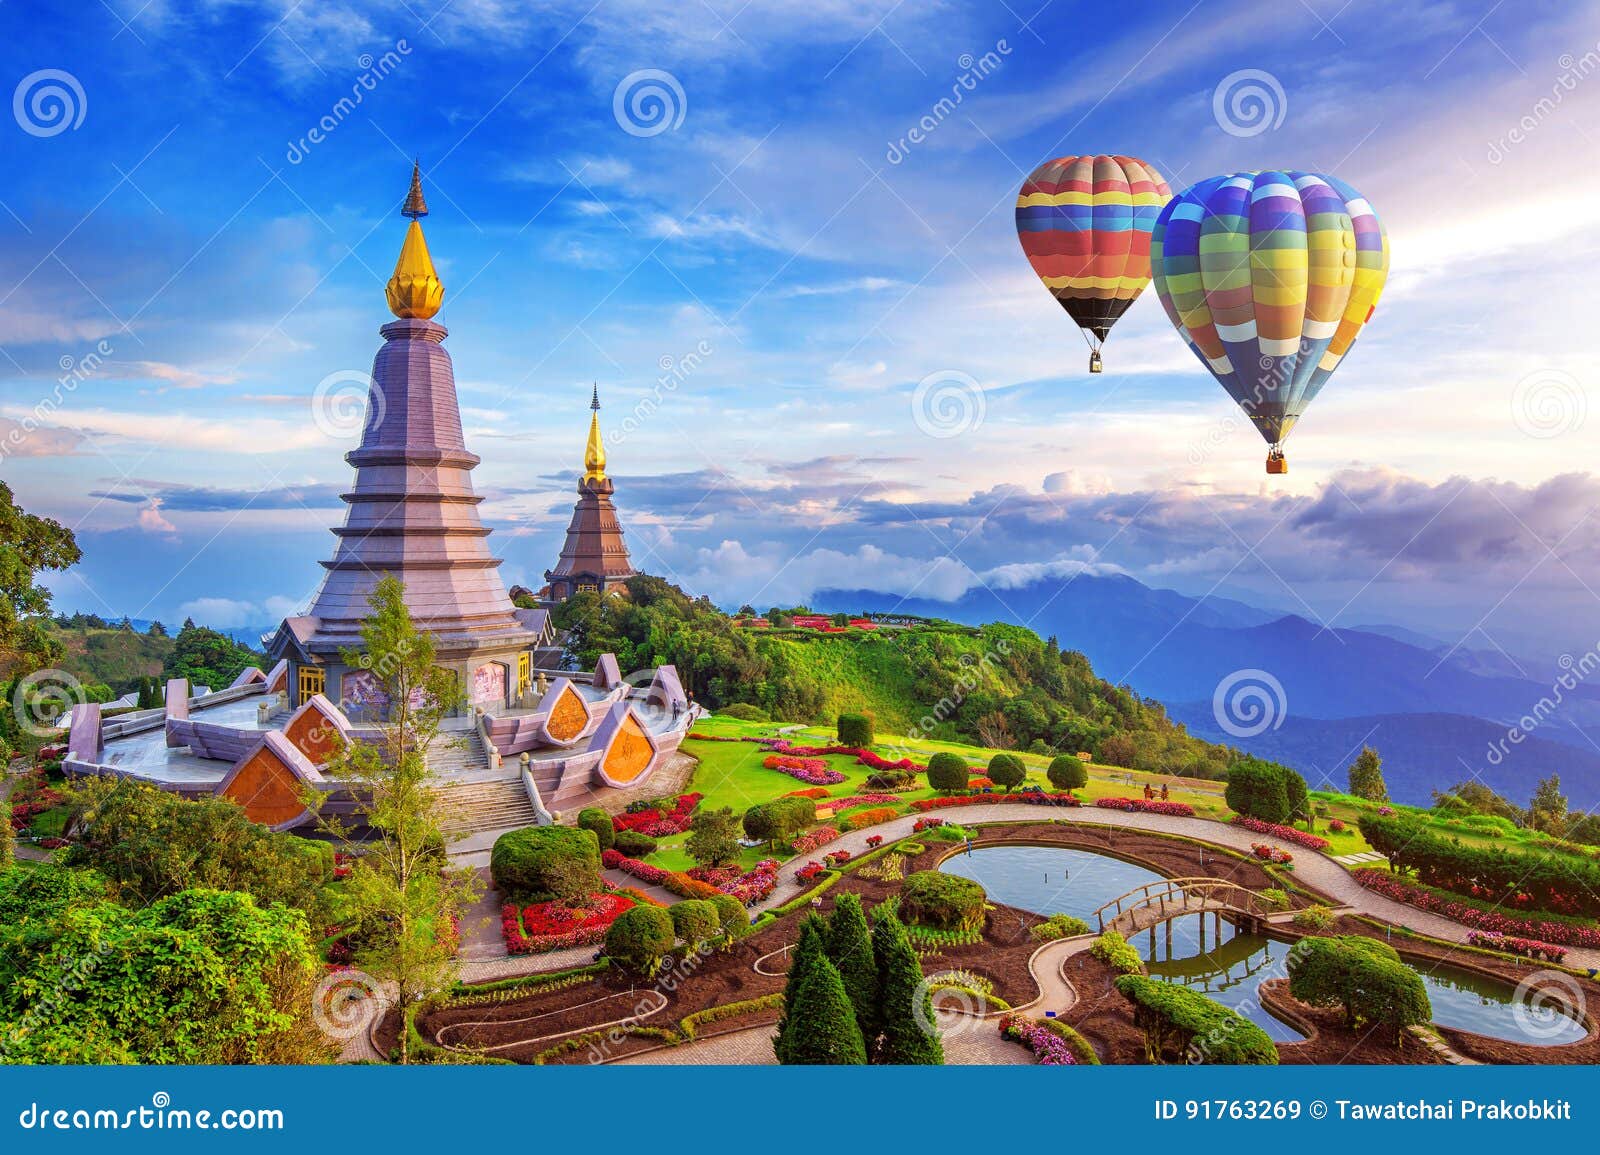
[1094,797,1195,817]
[791,826,841,854]
[501,893,635,955]
[762,754,847,786]
[613,792,703,837]
[856,749,926,772]
[1353,869,1600,948]
[816,793,901,811]
[722,859,781,904]
[1251,843,1293,865]
[1229,815,1329,850]
[998,1015,1077,1064]
[1466,931,1568,963]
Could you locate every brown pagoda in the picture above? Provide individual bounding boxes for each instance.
[544,386,636,601]
[266,163,543,714]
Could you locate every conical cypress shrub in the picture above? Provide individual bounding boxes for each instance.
[873,908,945,1065]
[774,915,827,1063]
[780,955,868,1065]
[824,891,879,1043]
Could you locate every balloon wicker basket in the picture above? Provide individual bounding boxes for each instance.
[1265,453,1288,475]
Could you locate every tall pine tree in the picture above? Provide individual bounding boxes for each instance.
[1346,746,1388,802]
[779,955,868,1065]
[774,915,828,1063]
[824,891,879,1044]
[873,908,945,1065]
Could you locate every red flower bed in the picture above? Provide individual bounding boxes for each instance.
[818,793,900,811]
[502,893,635,955]
[968,777,995,789]
[686,732,737,741]
[1327,819,1346,833]
[762,754,847,786]
[1251,843,1293,865]
[1229,815,1329,850]
[791,826,841,854]
[912,817,946,832]
[1094,797,1196,817]
[786,787,832,800]
[910,794,990,813]
[686,864,742,888]
[797,862,826,883]
[824,850,852,866]
[600,849,722,900]
[1466,931,1568,963]
[722,859,781,904]
[613,793,703,837]
[856,749,926,773]
[1353,869,1600,948]
[761,739,860,757]
[866,835,883,848]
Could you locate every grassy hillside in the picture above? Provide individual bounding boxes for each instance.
[50,625,173,693]
[555,575,1240,777]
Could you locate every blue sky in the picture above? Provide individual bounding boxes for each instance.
[3,0,1600,663]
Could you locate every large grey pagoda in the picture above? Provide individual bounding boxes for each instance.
[266,164,543,714]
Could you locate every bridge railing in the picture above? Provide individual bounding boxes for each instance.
[1092,876,1261,933]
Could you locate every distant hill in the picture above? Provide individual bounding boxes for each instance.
[816,573,1600,804]
[49,625,174,693]
[1171,706,1600,808]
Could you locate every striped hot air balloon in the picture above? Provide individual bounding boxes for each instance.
[1150,170,1389,474]
[1015,154,1172,373]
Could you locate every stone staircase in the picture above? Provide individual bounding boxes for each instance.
[438,776,539,836]
[429,730,492,777]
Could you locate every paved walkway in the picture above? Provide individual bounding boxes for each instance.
[611,1016,1032,1065]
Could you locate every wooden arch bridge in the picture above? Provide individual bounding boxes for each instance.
[1091,877,1267,938]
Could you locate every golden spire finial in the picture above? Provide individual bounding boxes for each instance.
[584,384,607,483]
[386,161,444,319]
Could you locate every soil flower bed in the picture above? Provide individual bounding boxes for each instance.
[1353,869,1600,948]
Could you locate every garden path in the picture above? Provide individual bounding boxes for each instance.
[609,1017,1032,1065]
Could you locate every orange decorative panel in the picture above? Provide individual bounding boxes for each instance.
[546,685,589,742]
[220,747,309,828]
[285,707,341,764]
[603,711,655,784]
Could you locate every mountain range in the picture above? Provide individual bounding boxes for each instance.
[815,573,1600,809]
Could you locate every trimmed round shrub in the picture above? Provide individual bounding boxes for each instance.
[1047,755,1088,791]
[1287,935,1431,1046]
[987,753,1026,791]
[899,870,986,932]
[718,703,769,722]
[864,769,916,792]
[605,905,675,975]
[612,830,659,858]
[668,899,721,945]
[577,807,614,851]
[926,752,969,793]
[709,893,750,939]
[837,712,874,747]
[1224,758,1291,824]
[490,825,600,903]
[743,797,816,847]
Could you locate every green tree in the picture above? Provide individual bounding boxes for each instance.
[824,891,879,1043]
[1346,745,1388,802]
[0,877,329,1064]
[778,955,867,1065]
[987,752,1026,792]
[1528,774,1568,836]
[0,481,80,687]
[685,805,741,867]
[1287,935,1431,1047]
[0,799,13,872]
[743,797,815,850]
[872,908,944,1065]
[310,576,481,1064]
[837,712,874,747]
[161,622,264,690]
[926,751,969,793]
[1047,754,1088,791]
[490,826,600,903]
[775,915,828,1062]
[1224,757,1291,824]
[668,899,720,948]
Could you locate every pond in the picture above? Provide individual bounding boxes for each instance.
[941,843,1587,1046]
